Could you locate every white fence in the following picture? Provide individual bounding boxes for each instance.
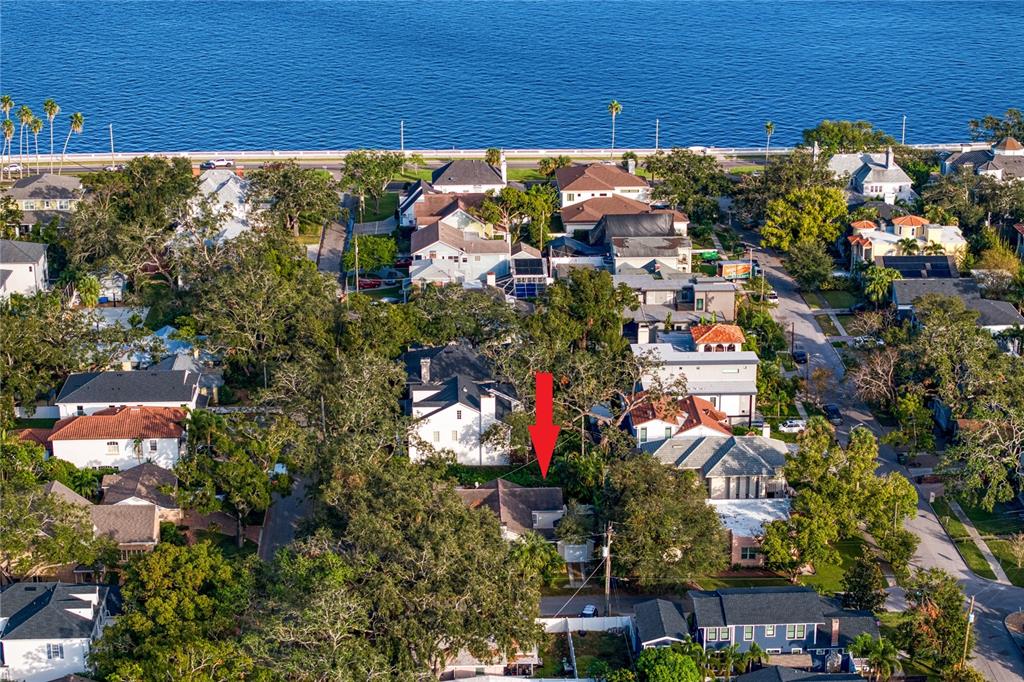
[538,616,635,635]
[15,405,60,419]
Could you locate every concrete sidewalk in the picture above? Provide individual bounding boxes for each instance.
[949,499,1012,584]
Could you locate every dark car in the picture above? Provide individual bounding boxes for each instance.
[792,344,808,364]
[580,604,599,618]
[823,404,843,425]
[199,160,216,170]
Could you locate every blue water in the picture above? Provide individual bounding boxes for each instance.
[1,0,1022,152]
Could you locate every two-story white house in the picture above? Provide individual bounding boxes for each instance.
[408,222,512,286]
[943,137,1024,182]
[403,342,518,466]
[194,169,251,242]
[828,148,916,205]
[847,215,967,266]
[47,406,187,470]
[3,173,83,233]
[0,239,48,298]
[554,163,650,208]
[590,212,692,274]
[0,582,119,682]
[632,324,758,425]
[54,370,202,418]
[626,393,733,446]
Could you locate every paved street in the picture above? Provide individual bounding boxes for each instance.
[540,592,686,618]
[750,236,1024,680]
[258,477,313,562]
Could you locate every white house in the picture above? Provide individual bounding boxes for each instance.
[408,222,512,286]
[54,370,202,418]
[590,212,692,274]
[0,239,48,298]
[627,393,733,446]
[554,163,650,208]
[828,148,916,205]
[0,582,118,682]
[632,325,758,425]
[847,215,967,266]
[47,406,186,470]
[403,342,518,466]
[195,169,251,241]
[943,137,1024,182]
[430,159,506,194]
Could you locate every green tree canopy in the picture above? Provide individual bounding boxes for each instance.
[968,108,1024,142]
[802,119,896,154]
[761,186,847,251]
[786,240,834,290]
[635,645,701,682]
[247,161,342,236]
[643,148,728,223]
[341,149,405,219]
[343,234,397,273]
[896,568,972,670]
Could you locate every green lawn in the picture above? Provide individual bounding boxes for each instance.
[396,168,433,182]
[14,417,57,429]
[507,167,547,182]
[728,165,763,174]
[572,631,633,676]
[818,290,861,309]
[800,537,867,595]
[815,314,839,336]
[801,291,823,309]
[195,529,257,559]
[835,314,857,332]
[357,192,399,223]
[698,263,718,276]
[534,635,572,678]
[986,539,1024,587]
[359,285,402,301]
[956,499,1024,537]
[931,497,998,581]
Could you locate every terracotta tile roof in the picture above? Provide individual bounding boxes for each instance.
[48,406,186,442]
[690,323,746,345]
[14,427,54,447]
[413,193,487,224]
[850,220,877,231]
[995,137,1023,152]
[628,394,731,436]
[891,215,928,227]
[555,163,649,192]
[560,195,651,224]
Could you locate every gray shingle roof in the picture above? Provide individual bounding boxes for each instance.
[891,278,980,306]
[0,582,119,640]
[591,213,676,245]
[403,341,493,386]
[456,479,563,538]
[690,586,828,627]
[645,435,787,477]
[431,160,503,187]
[5,173,82,200]
[56,370,200,405]
[965,298,1024,327]
[635,598,690,645]
[101,462,179,509]
[91,504,159,544]
[736,667,862,682]
[0,239,47,264]
[43,480,92,507]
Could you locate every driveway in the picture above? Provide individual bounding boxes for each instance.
[540,592,686,618]
[258,476,313,561]
[751,236,1024,680]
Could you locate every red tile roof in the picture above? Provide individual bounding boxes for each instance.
[560,195,651,224]
[48,406,186,442]
[690,323,746,346]
[892,215,928,227]
[555,163,649,192]
[15,427,54,448]
[628,393,732,437]
[850,220,877,231]
[995,137,1023,152]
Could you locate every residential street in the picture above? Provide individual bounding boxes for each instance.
[753,238,1024,681]
[258,477,313,562]
[540,592,687,618]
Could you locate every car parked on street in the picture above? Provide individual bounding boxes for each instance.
[823,404,843,425]
[103,163,126,172]
[3,163,23,173]
[778,419,807,433]
[792,344,808,364]
[580,604,598,618]
[357,279,383,290]
[853,335,884,348]
[766,290,779,303]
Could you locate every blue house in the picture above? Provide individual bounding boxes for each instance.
[690,586,877,660]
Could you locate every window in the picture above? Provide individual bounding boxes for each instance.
[696,298,704,311]
[765,625,775,637]
[718,627,730,641]
[43,200,52,209]
[451,431,458,442]
[638,427,647,443]
[76,405,85,415]
[566,194,575,202]
[664,427,672,440]
[46,643,64,659]
[786,624,806,640]
[790,647,802,654]
[474,256,481,262]
[433,431,440,442]
[743,626,753,641]
[148,439,158,453]
[23,200,36,210]
[740,547,760,561]
[58,199,71,210]
[706,628,718,642]
[106,441,119,455]
[766,648,781,655]
[456,410,462,420]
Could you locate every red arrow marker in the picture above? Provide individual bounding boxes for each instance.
[528,372,560,479]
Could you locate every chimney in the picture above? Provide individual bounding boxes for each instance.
[479,392,496,420]
[885,146,894,169]
[627,157,637,175]
[499,151,507,185]
[830,618,840,647]
[419,357,431,383]
[637,322,651,344]
[762,423,771,439]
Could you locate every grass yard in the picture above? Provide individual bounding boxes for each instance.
[396,168,433,182]
[728,164,763,174]
[956,499,1024,537]
[801,291,823,309]
[357,192,399,223]
[818,289,861,309]
[195,529,257,559]
[931,497,997,581]
[572,631,633,676]
[359,285,402,301]
[507,167,547,183]
[986,539,1024,587]
[835,314,857,332]
[15,417,58,429]
[815,314,840,336]
[698,263,718,276]
[800,537,867,595]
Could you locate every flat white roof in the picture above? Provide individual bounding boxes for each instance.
[708,498,791,538]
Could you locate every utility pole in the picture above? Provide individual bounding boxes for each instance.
[320,394,327,437]
[961,595,975,667]
[400,120,405,154]
[901,115,907,145]
[109,124,115,167]
[602,522,610,614]
[790,321,796,354]
[354,234,360,292]
[655,119,660,152]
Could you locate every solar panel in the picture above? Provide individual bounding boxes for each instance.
[513,258,545,276]
[879,255,955,279]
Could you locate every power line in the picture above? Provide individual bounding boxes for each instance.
[550,556,607,618]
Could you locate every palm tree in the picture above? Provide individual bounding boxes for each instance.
[922,241,946,255]
[864,265,902,306]
[59,112,84,175]
[43,98,59,173]
[607,99,622,152]
[741,643,769,672]
[0,95,12,121]
[29,117,43,173]
[896,237,920,256]
[764,120,775,168]
[1,120,12,180]
[484,147,501,167]
[866,637,901,681]
[718,643,741,680]
[16,105,32,177]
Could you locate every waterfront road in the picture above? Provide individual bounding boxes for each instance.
[748,233,1024,680]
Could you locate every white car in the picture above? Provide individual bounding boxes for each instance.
[3,163,23,173]
[778,419,807,433]
[853,335,884,348]
[211,158,233,167]
[766,290,779,303]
